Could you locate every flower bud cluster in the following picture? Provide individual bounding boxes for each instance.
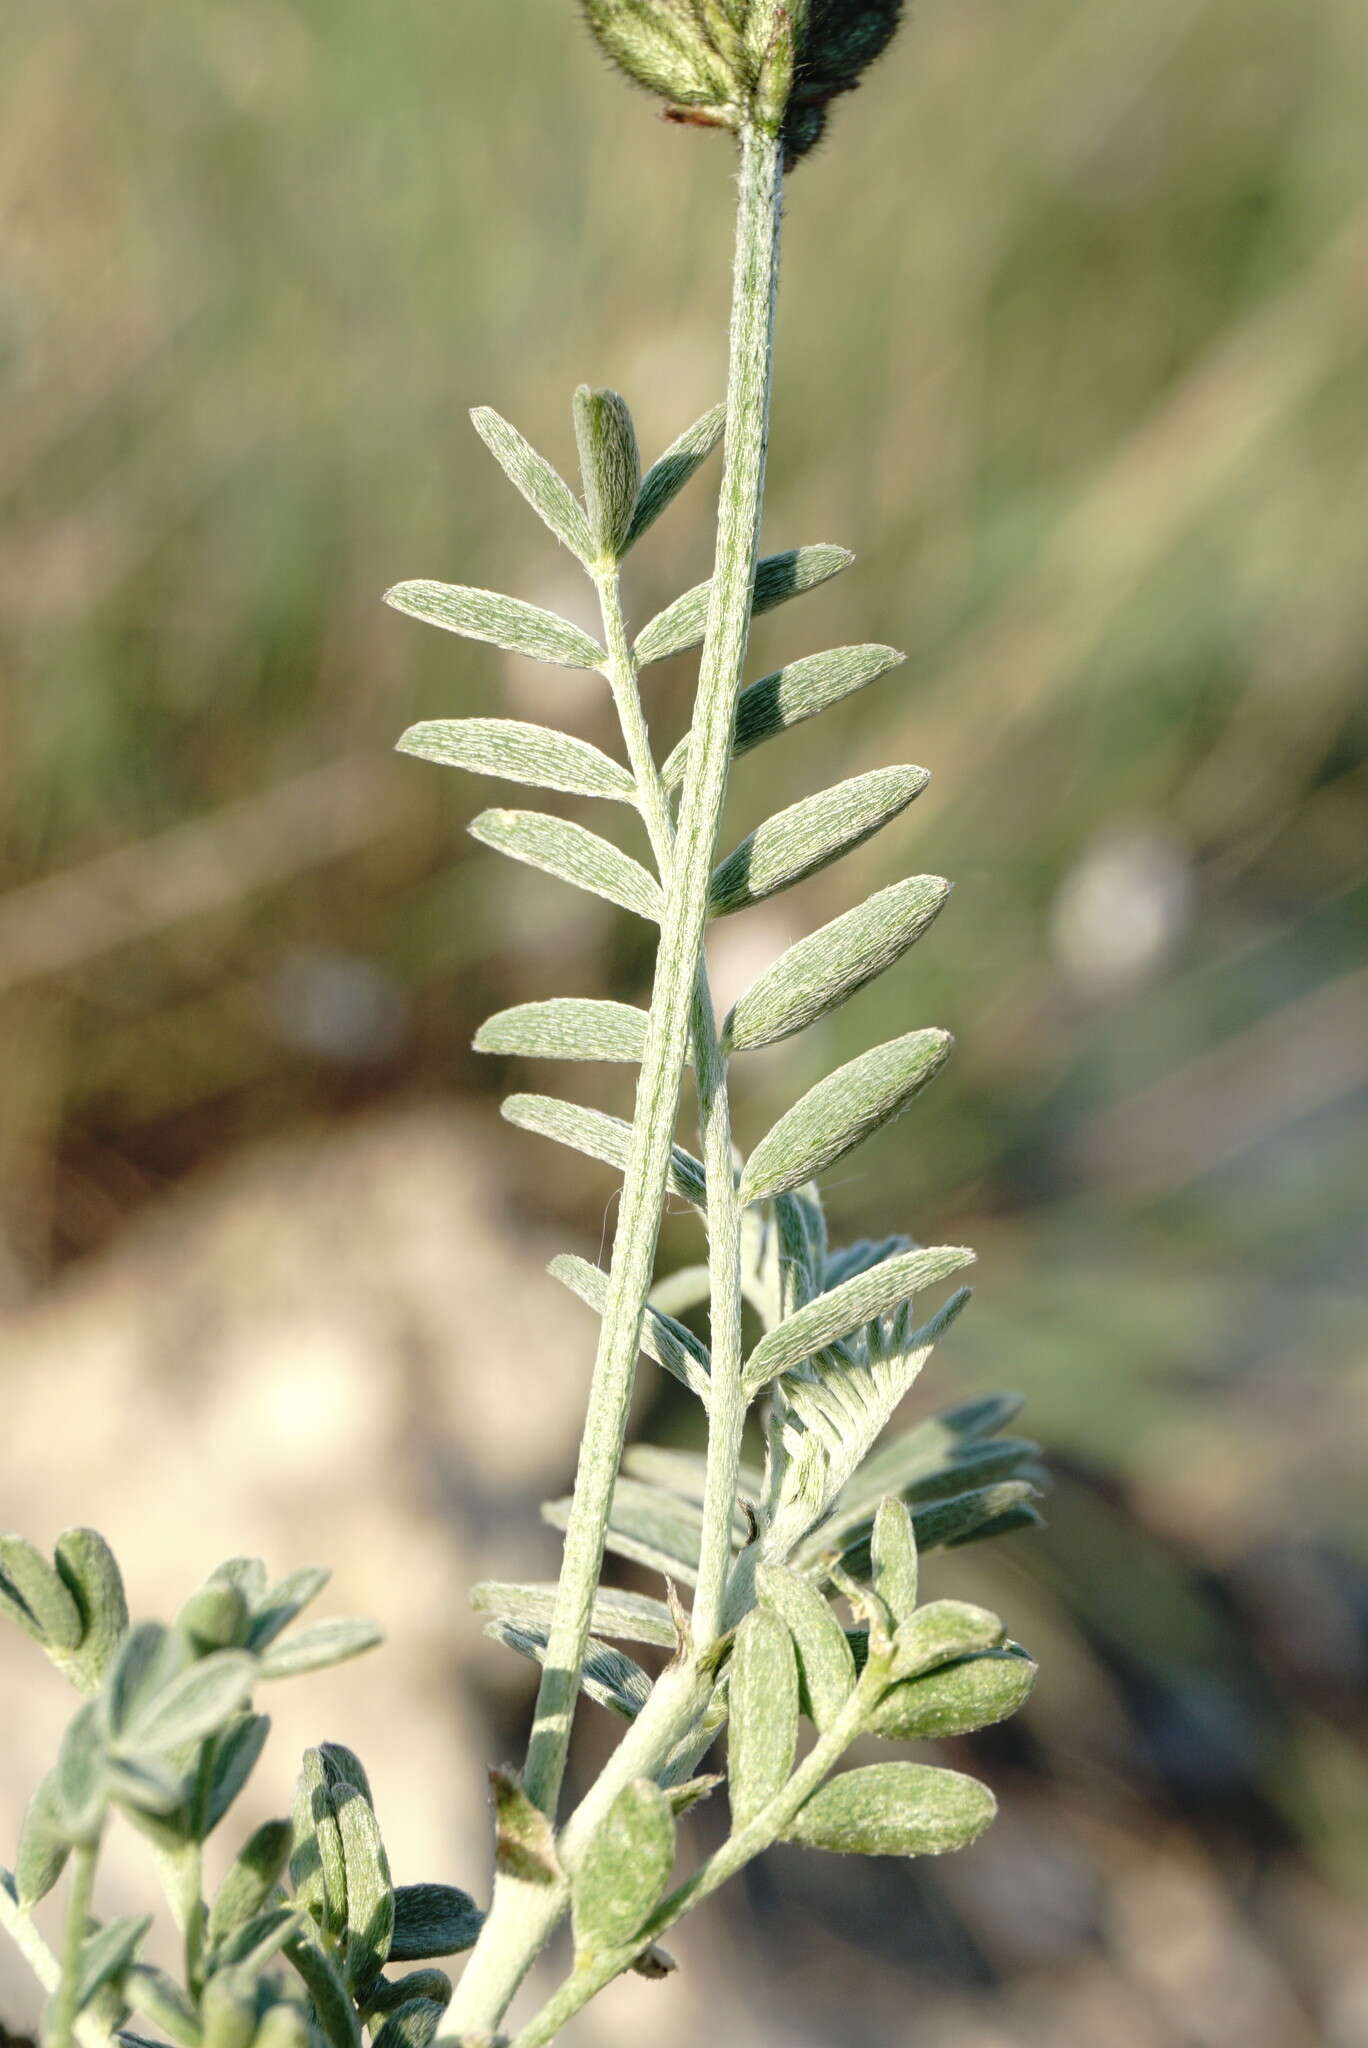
[581,0,904,164]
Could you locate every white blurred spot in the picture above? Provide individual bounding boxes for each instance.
[1050,824,1194,995]
[270,948,407,1062]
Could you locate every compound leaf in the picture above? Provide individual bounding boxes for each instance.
[756,1568,854,1733]
[574,387,640,561]
[867,1646,1037,1742]
[388,1884,484,1963]
[724,876,950,1052]
[635,546,853,666]
[246,1567,332,1653]
[785,1762,995,1858]
[550,1252,711,1399]
[483,1621,652,1720]
[260,1619,381,1681]
[661,643,905,788]
[542,1478,702,1586]
[475,999,650,1066]
[710,766,928,918]
[740,1029,953,1204]
[572,1781,675,1956]
[396,718,634,803]
[745,1245,975,1393]
[728,1608,798,1827]
[470,407,593,563]
[385,581,604,671]
[285,1934,360,2048]
[501,1094,705,1205]
[74,1914,151,2014]
[53,1529,128,1691]
[626,402,726,548]
[0,1535,82,1652]
[470,810,662,922]
[16,1773,70,1907]
[208,1819,294,1950]
[470,1581,676,1650]
[371,2000,446,2048]
[870,1499,919,1627]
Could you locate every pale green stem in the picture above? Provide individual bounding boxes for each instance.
[596,573,750,1655]
[0,1878,115,2048]
[444,120,784,2040]
[508,1643,895,2048]
[45,1841,97,2048]
[154,1841,205,1989]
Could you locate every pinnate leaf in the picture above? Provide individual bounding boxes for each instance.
[54,1702,108,1843]
[831,1394,1027,1528]
[887,1599,1004,1684]
[389,1884,484,1962]
[470,408,593,563]
[483,1620,652,1721]
[384,581,604,670]
[831,1484,1042,1578]
[502,1094,705,1204]
[757,1568,854,1733]
[785,1762,996,1857]
[54,1528,129,1690]
[550,1252,711,1399]
[0,1535,82,1651]
[542,1478,702,1587]
[572,1780,675,1956]
[745,1246,973,1393]
[329,1771,394,1990]
[574,387,640,561]
[203,1714,269,1837]
[470,1580,676,1650]
[396,718,634,803]
[728,1608,798,1827]
[74,1914,151,2013]
[127,1964,203,2047]
[475,999,650,1066]
[871,1499,919,1626]
[285,1934,360,2048]
[16,1773,70,1907]
[710,766,928,918]
[634,546,853,666]
[660,643,905,789]
[740,1029,953,1204]
[260,1618,381,1680]
[470,810,662,922]
[247,1566,332,1652]
[867,1647,1037,1742]
[290,1748,347,1940]
[371,2001,446,2048]
[725,876,949,1052]
[364,1970,453,2014]
[626,402,726,547]
[208,1818,294,1949]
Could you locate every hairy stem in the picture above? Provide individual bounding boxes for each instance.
[46,1842,97,2048]
[0,1878,113,2048]
[509,1642,895,2048]
[445,119,784,2040]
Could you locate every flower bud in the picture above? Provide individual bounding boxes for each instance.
[581,1,906,167]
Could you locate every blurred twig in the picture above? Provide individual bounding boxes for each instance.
[0,758,405,992]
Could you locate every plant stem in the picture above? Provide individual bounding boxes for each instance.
[0,1879,114,2048]
[45,1842,97,2048]
[444,119,784,2040]
[508,1646,894,2048]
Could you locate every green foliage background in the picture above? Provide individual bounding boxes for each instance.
[3,0,1366,2038]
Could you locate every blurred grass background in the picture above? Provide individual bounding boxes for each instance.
[2,0,1367,2041]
